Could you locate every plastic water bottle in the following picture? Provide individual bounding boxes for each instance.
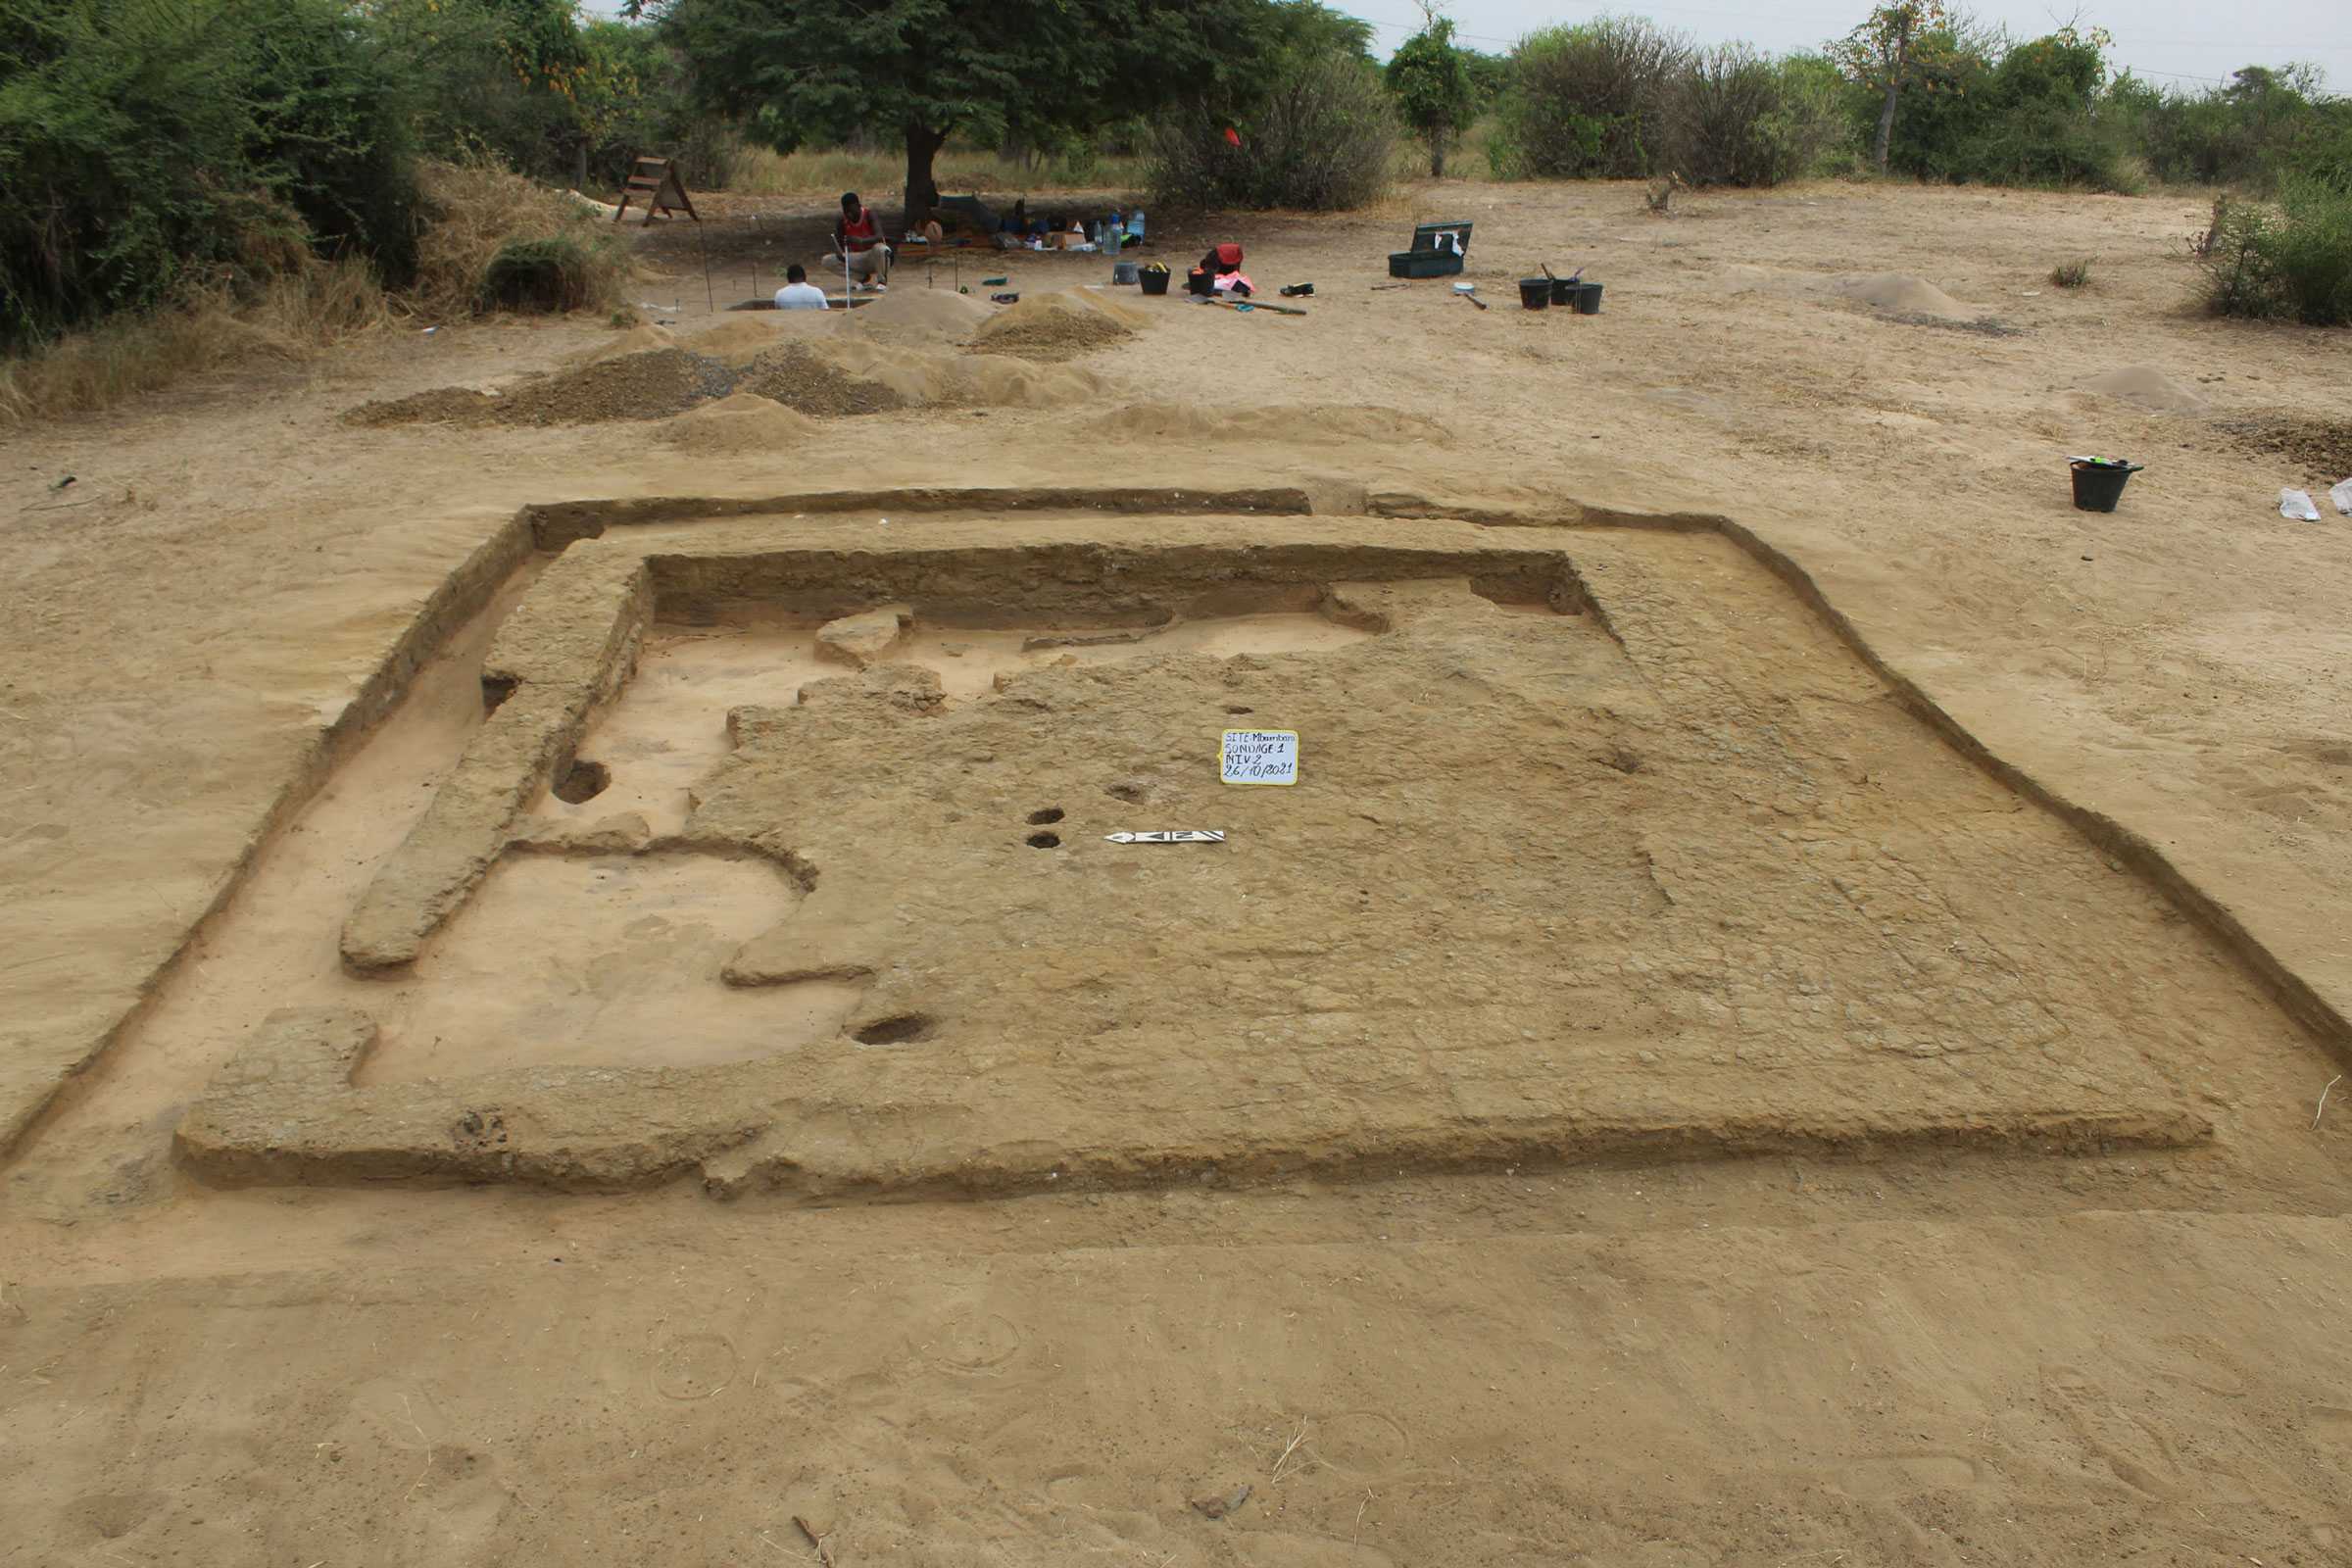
[1128,208,1146,240]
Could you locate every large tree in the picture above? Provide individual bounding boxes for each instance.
[648,0,1259,222]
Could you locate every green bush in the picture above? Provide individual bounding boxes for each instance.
[244,0,420,282]
[1149,47,1396,210]
[1663,46,1850,187]
[478,235,591,311]
[1957,30,2137,191]
[2201,180,2352,325]
[0,0,417,350]
[2285,108,2352,192]
[1489,17,1689,179]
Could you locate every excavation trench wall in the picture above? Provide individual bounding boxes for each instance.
[8,484,2350,1169]
[0,511,539,1158]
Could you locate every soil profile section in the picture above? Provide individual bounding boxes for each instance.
[525,486,1320,549]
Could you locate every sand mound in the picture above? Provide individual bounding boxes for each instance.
[2077,365,2207,413]
[348,331,1104,429]
[733,345,909,416]
[346,349,734,428]
[1833,272,1971,318]
[653,392,821,454]
[737,337,1106,416]
[973,288,1146,359]
[854,287,994,340]
[1090,402,1454,448]
[563,323,677,368]
[679,316,824,365]
[483,349,735,426]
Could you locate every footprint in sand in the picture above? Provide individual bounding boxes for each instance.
[2310,1405,2352,1446]
[652,1332,739,1400]
[909,1310,1026,1376]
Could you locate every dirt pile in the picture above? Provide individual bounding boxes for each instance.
[972,288,1145,359]
[563,322,678,368]
[342,386,500,428]
[350,327,1108,428]
[2076,365,2207,413]
[747,337,1107,413]
[346,349,735,428]
[854,287,994,342]
[652,392,821,453]
[679,316,824,365]
[1090,402,1454,447]
[1832,272,1972,318]
[2214,415,2352,482]
[732,345,908,416]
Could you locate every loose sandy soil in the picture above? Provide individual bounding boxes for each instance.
[3,179,2350,1564]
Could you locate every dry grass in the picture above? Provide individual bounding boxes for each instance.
[723,144,1147,200]
[0,257,387,427]
[1,159,637,428]
[412,160,635,319]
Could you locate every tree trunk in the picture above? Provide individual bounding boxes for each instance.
[904,122,946,229]
[1873,20,1915,173]
[1430,135,1446,178]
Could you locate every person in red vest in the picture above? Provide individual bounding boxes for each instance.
[830,191,890,288]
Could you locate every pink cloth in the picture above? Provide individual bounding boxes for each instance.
[1212,272,1252,293]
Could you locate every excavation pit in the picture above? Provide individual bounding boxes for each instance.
[172,514,2279,1198]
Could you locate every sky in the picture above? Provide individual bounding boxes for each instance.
[1343,1,2343,90]
[576,1,2344,92]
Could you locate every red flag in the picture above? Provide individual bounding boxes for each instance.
[1223,125,1243,149]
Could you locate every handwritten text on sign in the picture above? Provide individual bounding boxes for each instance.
[1220,729,1299,787]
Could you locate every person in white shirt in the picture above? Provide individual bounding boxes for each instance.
[773,264,828,311]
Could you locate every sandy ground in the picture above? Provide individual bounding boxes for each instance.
[3,178,2350,1562]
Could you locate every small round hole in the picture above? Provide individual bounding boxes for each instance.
[552,759,611,804]
[1106,782,1146,804]
[1027,831,1061,849]
[1028,808,1065,824]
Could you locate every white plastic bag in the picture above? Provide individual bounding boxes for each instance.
[2332,477,2352,515]
[2280,488,2322,521]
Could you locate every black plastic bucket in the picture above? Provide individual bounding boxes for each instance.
[1548,275,1576,306]
[2070,460,2140,512]
[1518,278,1550,310]
[1573,280,1603,315]
[1140,270,1170,296]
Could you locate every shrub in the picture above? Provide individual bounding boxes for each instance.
[2050,259,2090,287]
[1663,45,1849,186]
[479,236,591,312]
[0,0,417,350]
[1387,18,1477,177]
[369,0,589,181]
[2200,178,2352,326]
[243,0,420,282]
[1149,48,1396,210]
[412,160,631,318]
[1489,17,1690,179]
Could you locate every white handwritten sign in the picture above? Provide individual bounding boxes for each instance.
[1220,729,1299,786]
